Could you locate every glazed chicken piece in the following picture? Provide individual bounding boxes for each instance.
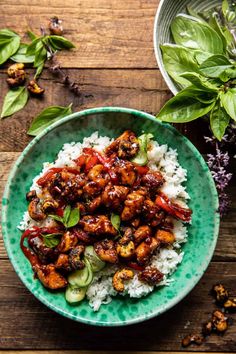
[55,246,85,272]
[36,264,67,289]
[121,189,146,221]
[68,245,85,270]
[28,235,58,264]
[117,228,135,259]
[135,237,160,265]
[155,229,175,245]
[134,225,152,244]
[105,130,139,159]
[87,196,102,213]
[94,239,118,263]
[113,159,136,186]
[48,171,86,202]
[57,230,78,253]
[55,254,72,272]
[73,228,94,244]
[141,171,164,192]
[142,199,165,227]
[83,164,108,196]
[138,266,164,285]
[79,215,117,236]
[102,184,129,210]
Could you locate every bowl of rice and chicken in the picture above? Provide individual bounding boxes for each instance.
[2,107,219,326]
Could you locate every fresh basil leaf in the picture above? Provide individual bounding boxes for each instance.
[171,14,224,54]
[161,44,199,87]
[208,12,227,52]
[66,208,80,228]
[219,67,236,82]
[27,103,73,136]
[26,37,42,56]
[49,214,64,223]
[1,86,29,119]
[220,88,236,121]
[179,85,217,104]
[157,89,215,123]
[111,213,121,231]
[222,0,230,17]
[34,61,44,79]
[42,233,62,248]
[180,72,220,92]
[10,43,35,63]
[186,6,207,23]
[194,50,213,65]
[210,100,230,140]
[0,29,20,65]
[199,55,233,78]
[27,30,38,41]
[63,205,71,225]
[34,40,47,68]
[47,35,75,50]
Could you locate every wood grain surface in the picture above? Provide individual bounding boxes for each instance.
[0,0,236,353]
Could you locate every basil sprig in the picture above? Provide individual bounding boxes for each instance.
[0,26,75,119]
[26,35,75,79]
[42,233,62,248]
[27,103,73,136]
[110,213,121,231]
[158,0,236,140]
[1,86,29,119]
[50,205,80,229]
[0,29,20,65]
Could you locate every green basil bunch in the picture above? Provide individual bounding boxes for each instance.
[157,0,236,140]
[0,27,75,119]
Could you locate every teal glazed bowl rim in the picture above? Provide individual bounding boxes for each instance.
[2,106,220,326]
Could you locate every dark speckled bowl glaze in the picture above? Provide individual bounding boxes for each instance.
[2,107,219,326]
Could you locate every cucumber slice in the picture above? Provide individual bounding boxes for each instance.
[68,258,93,287]
[131,133,153,166]
[65,285,87,303]
[84,245,106,272]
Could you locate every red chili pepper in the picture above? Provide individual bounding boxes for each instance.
[155,193,192,222]
[37,167,80,186]
[81,147,119,183]
[20,227,41,267]
[55,207,64,217]
[74,154,87,167]
[21,226,61,267]
[85,155,99,172]
[127,262,145,271]
[135,165,149,175]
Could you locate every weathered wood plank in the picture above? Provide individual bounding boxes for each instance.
[0,69,218,153]
[1,0,159,69]
[1,152,235,261]
[0,352,229,354]
[0,69,172,152]
[0,260,235,351]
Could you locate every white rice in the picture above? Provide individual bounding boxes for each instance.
[18,132,190,311]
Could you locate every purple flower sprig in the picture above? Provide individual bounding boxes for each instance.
[205,123,235,216]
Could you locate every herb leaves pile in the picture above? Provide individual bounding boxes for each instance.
[50,205,80,229]
[157,0,236,141]
[0,20,75,119]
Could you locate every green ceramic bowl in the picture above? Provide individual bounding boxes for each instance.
[154,0,222,95]
[2,107,219,326]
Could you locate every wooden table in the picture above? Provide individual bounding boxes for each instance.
[0,1,235,353]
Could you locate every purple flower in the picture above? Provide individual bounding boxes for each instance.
[205,124,235,216]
